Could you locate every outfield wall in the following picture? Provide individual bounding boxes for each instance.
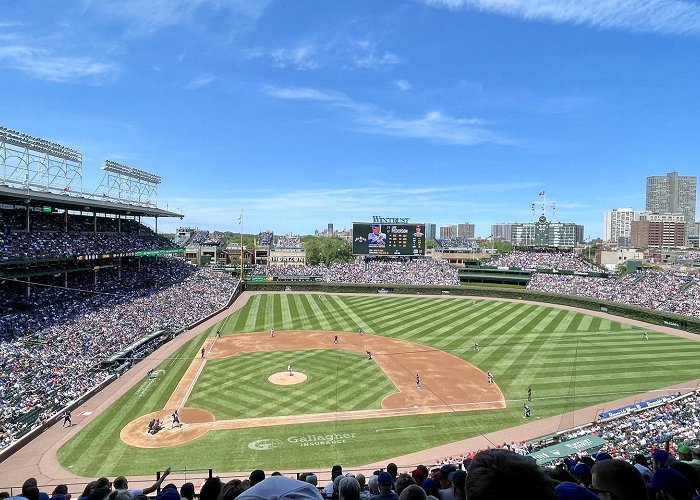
[243,281,700,334]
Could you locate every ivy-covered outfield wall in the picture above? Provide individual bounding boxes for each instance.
[243,282,700,334]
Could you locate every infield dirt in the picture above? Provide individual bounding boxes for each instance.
[120,330,505,448]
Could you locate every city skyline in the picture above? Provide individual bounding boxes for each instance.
[1,1,699,237]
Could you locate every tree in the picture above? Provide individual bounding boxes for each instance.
[491,240,513,252]
[303,236,352,265]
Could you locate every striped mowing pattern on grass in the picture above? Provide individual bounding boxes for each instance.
[57,294,700,475]
[186,349,395,419]
[226,294,700,412]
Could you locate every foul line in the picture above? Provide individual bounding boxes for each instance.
[376,425,435,433]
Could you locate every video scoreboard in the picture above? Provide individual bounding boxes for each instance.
[352,222,426,256]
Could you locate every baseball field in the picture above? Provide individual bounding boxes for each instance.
[57,293,700,476]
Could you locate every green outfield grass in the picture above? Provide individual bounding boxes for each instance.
[187,349,396,419]
[58,294,700,476]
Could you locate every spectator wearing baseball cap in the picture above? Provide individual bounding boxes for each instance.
[553,482,598,500]
[369,472,397,500]
[591,459,647,500]
[237,476,322,500]
[677,444,693,463]
[437,464,457,500]
[632,454,654,483]
[648,468,694,500]
[449,471,466,500]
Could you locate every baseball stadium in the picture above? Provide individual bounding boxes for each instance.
[2,127,700,499]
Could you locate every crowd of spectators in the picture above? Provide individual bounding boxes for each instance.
[256,230,273,247]
[435,237,478,250]
[1,209,156,234]
[274,235,303,249]
[528,270,700,318]
[490,251,601,273]
[5,436,700,500]
[0,232,175,261]
[0,258,238,450]
[1,209,174,262]
[248,258,459,286]
[563,390,700,461]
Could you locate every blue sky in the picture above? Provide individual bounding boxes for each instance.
[1,0,699,238]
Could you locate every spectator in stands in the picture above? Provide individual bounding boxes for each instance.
[236,477,322,499]
[249,471,265,488]
[355,474,369,500]
[113,468,171,497]
[397,486,426,500]
[217,480,248,500]
[179,484,194,500]
[668,462,700,498]
[465,450,556,500]
[590,459,647,500]
[325,465,343,498]
[420,478,439,499]
[77,483,95,500]
[371,472,398,500]
[20,478,40,500]
[199,477,223,500]
[437,464,457,500]
[339,477,361,500]
[394,475,415,497]
[50,485,70,500]
[647,468,694,500]
[450,471,466,500]
[367,476,380,496]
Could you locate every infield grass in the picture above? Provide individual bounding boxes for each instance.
[188,349,395,418]
[58,294,700,475]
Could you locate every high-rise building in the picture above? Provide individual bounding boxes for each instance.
[425,223,436,240]
[327,223,334,236]
[457,223,475,239]
[439,224,458,239]
[631,220,686,248]
[604,208,645,246]
[646,171,697,236]
[491,223,512,241]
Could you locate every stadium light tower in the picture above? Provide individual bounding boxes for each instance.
[97,160,161,205]
[0,125,83,193]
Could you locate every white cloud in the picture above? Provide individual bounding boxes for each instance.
[160,181,539,234]
[351,39,400,69]
[270,43,319,70]
[263,85,514,146]
[0,45,118,83]
[186,73,216,89]
[87,0,271,36]
[396,79,413,91]
[422,0,700,35]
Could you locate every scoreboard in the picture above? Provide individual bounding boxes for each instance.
[352,222,426,256]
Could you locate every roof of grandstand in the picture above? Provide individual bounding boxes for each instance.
[0,185,181,218]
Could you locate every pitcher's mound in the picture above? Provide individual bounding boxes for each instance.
[269,372,307,385]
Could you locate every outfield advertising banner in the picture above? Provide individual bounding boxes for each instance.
[352,222,426,256]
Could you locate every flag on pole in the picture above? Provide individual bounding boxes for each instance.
[238,210,243,225]
[538,191,545,196]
